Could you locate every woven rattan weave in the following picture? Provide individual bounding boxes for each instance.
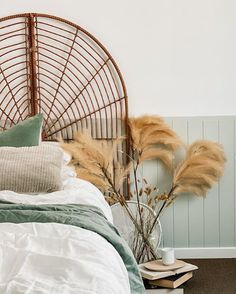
[0,13,128,144]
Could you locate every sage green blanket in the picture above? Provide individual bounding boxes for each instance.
[0,201,145,294]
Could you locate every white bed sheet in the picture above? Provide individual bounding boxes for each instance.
[0,177,113,223]
[0,178,131,294]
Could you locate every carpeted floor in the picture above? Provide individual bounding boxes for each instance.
[183,259,236,294]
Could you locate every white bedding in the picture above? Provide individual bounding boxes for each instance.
[0,177,131,294]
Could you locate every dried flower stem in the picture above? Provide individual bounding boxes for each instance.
[136,186,176,261]
[103,161,158,260]
[133,155,144,235]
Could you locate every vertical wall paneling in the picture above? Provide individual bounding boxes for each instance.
[203,119,220,246]
[187,118,204,247]
[159,118,174,248]
[142,161,158,189]
[172,118,189,248]
[218,118,235,246]
[140,116,235,248]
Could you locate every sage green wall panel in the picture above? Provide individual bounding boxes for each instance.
[159,118,174,248]
[158,159,174,248]
[187,118,204,247]
[218,118,235,246]
[139,116,235,248]
[161,206,174,248]
[142,160,158,188]
[202,119,220,246]
[172,118,189,248]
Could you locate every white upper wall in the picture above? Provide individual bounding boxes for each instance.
[1,0,236,116]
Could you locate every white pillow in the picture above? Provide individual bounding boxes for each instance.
[62,149,72,165]
[42,142,76,180]
[42,142,71,164]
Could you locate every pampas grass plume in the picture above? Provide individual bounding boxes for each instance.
[173,140,226,197]
[129,115,183,170]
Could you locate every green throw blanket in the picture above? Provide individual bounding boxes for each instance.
[0,201,145,294]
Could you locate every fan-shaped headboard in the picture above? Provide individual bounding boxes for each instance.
[0,13,128,143]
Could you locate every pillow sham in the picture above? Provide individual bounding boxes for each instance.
[42,141,72,165]
[41,142,76,181]
[0,114,43,147]
[0,144,63,193]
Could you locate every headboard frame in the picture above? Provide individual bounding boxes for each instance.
[0,13,128,143]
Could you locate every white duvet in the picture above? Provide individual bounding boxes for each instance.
[0,177,131,294]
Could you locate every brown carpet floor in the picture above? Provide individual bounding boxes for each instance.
[183,259,236,294]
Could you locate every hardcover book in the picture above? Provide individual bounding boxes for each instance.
[139,261,198,280]
[149,271,193,289]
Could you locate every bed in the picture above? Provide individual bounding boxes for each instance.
[0,13,144,294]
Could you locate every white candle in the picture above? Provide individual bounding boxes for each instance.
[161,248,175,265]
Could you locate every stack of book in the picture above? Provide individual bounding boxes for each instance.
[139,260,198,289]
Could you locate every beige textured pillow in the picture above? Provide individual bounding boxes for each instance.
[0,145,63,193]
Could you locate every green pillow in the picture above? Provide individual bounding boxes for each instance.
[0,114,43,147]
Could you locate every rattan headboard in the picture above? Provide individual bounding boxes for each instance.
[0,13,128,143]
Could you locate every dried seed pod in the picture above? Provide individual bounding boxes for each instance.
[139,188,143,196]
[143,178,148,185]
[148,198,153,206]
[157,193,169,200]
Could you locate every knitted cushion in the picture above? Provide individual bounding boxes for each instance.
[0,144,63,193]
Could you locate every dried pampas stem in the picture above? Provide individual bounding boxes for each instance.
[129,115,183,170]
[129,115,182,151]
[139,147,173,170]
[61,130,130,194]
[172,140,226,197]
[139,140,226,260]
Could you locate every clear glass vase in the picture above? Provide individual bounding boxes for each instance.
[111,200,162,264]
